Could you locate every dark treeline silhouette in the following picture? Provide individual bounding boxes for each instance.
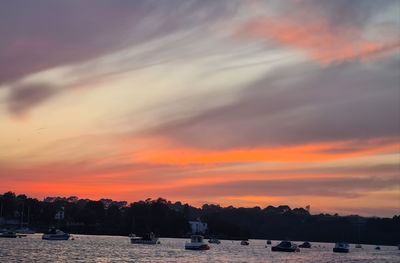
[1,192,399,245]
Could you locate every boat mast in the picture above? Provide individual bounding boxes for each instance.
[20,202,24,228]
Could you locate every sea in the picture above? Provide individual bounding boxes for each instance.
[0,234,399,262]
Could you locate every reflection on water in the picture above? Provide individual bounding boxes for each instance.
[0,234,399,263]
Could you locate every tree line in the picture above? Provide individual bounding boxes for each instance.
[1,191,399,245]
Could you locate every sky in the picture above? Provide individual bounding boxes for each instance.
[0,0,399,217]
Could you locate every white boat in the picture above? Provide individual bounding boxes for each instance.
[333,242,349,253]
[185,235,210,250]
[129,233,160,244]
[42,228,70,240]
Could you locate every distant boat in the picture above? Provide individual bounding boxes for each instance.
[129,232,160,245]
[240,240,249,246]
[333,242,349,253]
[208,238,221,244]
[299,241,311,248]
[0,230,17,238]
[42,228,70,240]
[271,241,299,252]
[185,235,210,250]
[355,244,362,248]
[15,227,35,234]
[375,246,381,250]
[266,240,272,245]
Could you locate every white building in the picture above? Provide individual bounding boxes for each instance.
[54,207,65,220]
[189,220,208,234]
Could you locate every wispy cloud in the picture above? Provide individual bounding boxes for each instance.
[147,59,400,149]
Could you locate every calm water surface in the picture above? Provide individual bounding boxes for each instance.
[0,234,399,262]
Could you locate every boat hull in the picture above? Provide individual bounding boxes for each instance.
[0,234,17,238]
[42,234,70,240]
[299,244,311,248]
[333,248,349,253]
[130,239,159,245]
[185,244,210,250]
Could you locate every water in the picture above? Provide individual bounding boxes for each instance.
[0,234,399,262]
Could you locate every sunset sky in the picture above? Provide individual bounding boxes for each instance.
[0,0,399,217]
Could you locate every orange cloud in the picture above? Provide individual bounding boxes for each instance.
[134,139,399,165]
[239,18,399,63]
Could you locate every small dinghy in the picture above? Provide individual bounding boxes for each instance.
[130,232,160,245]
[240,240,249,246]
[185,235,210,250]
[333,242,349,253]
[208,238,221,244]
[299,241,311,248]
[271,241,299,252]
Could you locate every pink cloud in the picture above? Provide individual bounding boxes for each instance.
[239,17,399,63]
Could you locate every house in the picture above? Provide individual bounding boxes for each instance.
[54,207,65,220]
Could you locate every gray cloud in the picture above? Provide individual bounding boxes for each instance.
[7,83,59,115]
[268,0,399,31]
[207,163,400,179]
[148,57,400,149]
[162,176,399,199]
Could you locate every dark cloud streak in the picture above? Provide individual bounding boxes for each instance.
[162,176,399,199]
[7,83,59,115]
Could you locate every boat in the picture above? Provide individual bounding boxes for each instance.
[15,227,35,234]
[129,232,160,244]
[375,246,381,250]
[299,241,311,248]
[333,242,349,253]
[185,235,210,250]
[355,244,362,248]
[266,240,272,245]
[42,228,70,240]
[0,231,17,238]
[271,241,299,252]
[240,240,249,246]
[208,238,221,244]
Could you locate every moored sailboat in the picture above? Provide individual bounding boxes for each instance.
[42,228,70,240]
[185,235,210,250]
